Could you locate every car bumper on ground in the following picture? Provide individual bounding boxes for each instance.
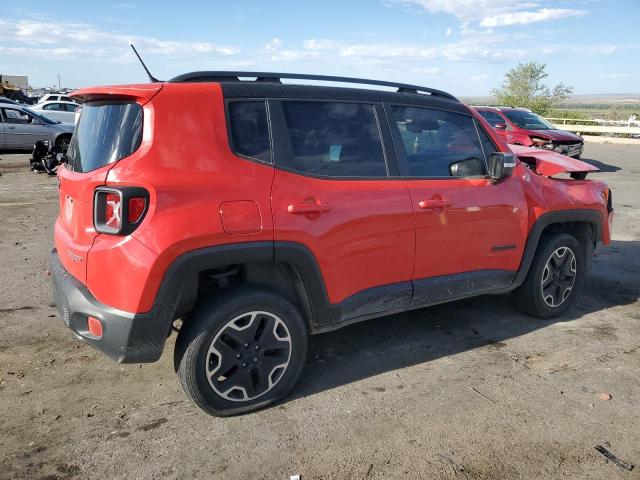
[50,249,167,363]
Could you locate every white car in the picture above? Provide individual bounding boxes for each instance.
[36,94,76,104]
[30,101,80,123]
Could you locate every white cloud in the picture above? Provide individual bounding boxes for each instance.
[480,8,586,27]
[393,0,586,28]
[445,27,452,37]
[264,38,283,52]
[0,18,239,59]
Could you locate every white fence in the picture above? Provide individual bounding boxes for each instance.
[544,117,640,136]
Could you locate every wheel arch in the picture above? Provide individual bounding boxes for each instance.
[512,209,604,289]
[54,132,72,147]
[153,241,334,339]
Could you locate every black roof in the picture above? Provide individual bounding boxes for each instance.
[169,71,460,105]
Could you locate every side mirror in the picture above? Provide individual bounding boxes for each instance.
[494,123,507,130]
[488,152,516,182]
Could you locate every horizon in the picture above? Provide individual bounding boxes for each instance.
[1,0,638,96]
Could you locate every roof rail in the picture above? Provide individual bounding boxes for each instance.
[169,71,459,102]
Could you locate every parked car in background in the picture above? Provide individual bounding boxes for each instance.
[0,102,75,151]
[36,93,77,104]
[0,96,20,105]
[473,106,584,158]
[31,101,81,123]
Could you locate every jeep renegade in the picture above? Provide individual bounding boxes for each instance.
[50,72,613,416]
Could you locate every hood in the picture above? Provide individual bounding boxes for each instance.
[527,129,582,142]
[509,144,599,177]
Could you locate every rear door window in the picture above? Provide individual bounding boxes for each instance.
[280,101,387,177]
[388,105,486,177]
[66,102,143,173]
[228,101,271,163]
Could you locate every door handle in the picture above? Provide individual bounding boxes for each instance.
[418,199,452,209]
[287,202,332,214]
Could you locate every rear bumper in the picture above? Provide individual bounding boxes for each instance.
[50,249,169,363]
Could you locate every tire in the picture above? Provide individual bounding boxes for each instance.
[512,232,584,319]
[174,286,308,416]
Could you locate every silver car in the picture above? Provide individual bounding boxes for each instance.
[0,102,75,151]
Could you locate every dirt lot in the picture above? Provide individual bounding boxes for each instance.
[1,144,638,480]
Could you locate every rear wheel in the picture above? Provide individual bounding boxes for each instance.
[174,286,307,416]
[512,232,584,318]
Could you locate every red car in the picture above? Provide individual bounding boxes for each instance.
[473,106,584,158]
[50,72,613,416]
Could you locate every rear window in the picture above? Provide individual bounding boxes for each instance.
[228,101,271,163]
[66,102,143,173]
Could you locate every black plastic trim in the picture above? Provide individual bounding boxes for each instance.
[508,209,604,289]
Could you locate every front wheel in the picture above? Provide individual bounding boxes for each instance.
[512,232,584,318]
[174,287,308,416]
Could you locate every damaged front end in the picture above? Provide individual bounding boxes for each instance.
[509,144,599,180]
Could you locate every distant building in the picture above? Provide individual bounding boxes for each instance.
[1,75,29,88]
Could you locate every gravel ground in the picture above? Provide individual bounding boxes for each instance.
[0,144,638,480]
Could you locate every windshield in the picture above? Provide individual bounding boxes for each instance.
[24,107,60,125]
[503,110,555,130]
[66,102,143,173]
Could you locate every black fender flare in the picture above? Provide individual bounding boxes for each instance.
[511,209,604,289]
[143,241,336,342]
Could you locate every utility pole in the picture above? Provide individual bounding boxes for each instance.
[57,74,61,91]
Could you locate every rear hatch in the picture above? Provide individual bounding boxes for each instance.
[55,84,161,283]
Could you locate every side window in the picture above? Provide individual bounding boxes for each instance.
[1,108,31,124]
[388,105,486,177]
[228,101,271,163]
[43,103,61,111]
[281,101,387,177]
[65,104,79,112]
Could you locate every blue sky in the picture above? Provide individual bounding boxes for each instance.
[1,0,638,95]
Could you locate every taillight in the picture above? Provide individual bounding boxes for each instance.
[94,187,148,235]
[128,197,146,223]
[104,192,122,230]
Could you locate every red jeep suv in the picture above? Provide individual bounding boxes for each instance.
[474,106,584,158]
[51,72,613,416]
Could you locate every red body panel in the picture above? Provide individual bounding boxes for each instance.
[55,165,111,283]
[405,175,528,279]
[55,82,612,316]
[272,171,415,303]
